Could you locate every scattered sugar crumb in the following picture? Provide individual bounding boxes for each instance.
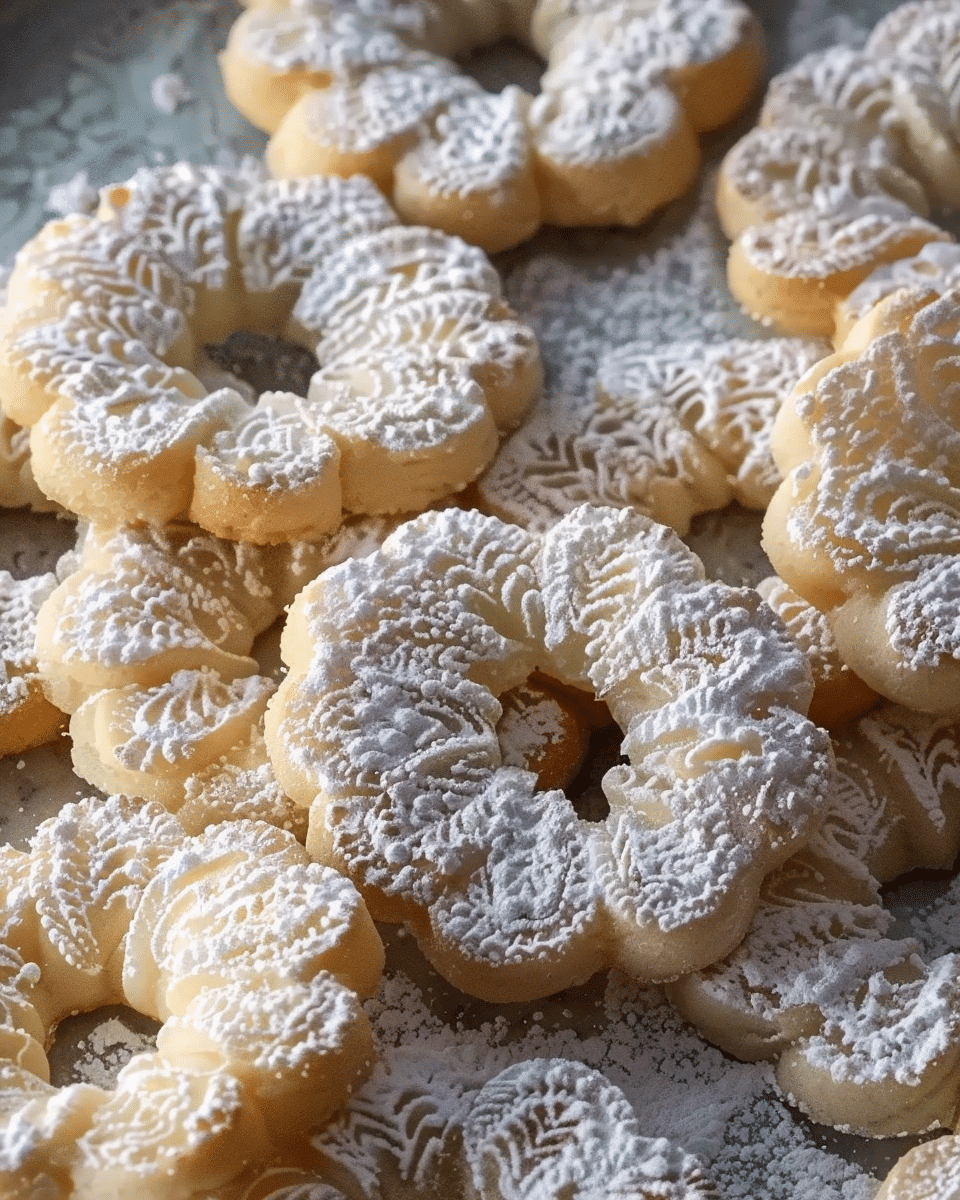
[72,1017,156,1088]
[150,72,192,114]
[45,170,98,216]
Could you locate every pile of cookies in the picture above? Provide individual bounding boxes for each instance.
[3,0,960,1196]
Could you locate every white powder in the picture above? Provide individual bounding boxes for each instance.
[71,1016,156,1089]
[44,170,98,216]
[150,72,192,114]
[317,941,887,1199]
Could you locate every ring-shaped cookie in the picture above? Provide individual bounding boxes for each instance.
[264,503,835,1002]
[0,162,540,540]
[33,516,587,838]
[762,282,960,714]
[32,517,393,822]
[717,0,960,335]
[477,334,829,536]
[668,698,960,1138]
[221,0,765,252]
[0,793,383,1198]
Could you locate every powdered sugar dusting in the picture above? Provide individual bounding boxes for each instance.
[479,334,826,537]
[150,73,192,115]
[65,1015,157,1089]
[0,0,949,1193]
[267,504,832,999]
[234,0,762,248]
[44,171,99,217]
[764,284,960,712]
[313,942,883,1199]
[503,175,759,400]
[2,163,533,539]
[669,701,960,1138]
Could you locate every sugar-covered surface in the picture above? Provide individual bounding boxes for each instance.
[0,0,956,1196]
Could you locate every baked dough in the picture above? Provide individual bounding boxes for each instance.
[668,700,960,1137]
[478,335,829,534]
[0,163,539,540]
[265,503,834,1001]
[875,1136,960,1200]
[758,575,879,729]
[0,568,67,756]
[718,1,960,336]
[221,0,765,252]
[35,517,394,812]
[216,1056,720,1198]
[762,283,960,714]
[0,794,382,1198]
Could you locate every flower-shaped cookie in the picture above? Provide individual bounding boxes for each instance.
[303,1054,720,1200]
[0,162,539,540]
[762,283,960,714]
[265,503,834,1001]
[34,516,394,816]
[0,794,383,1198]
[668,700,960,1138]
[221,0,765,252]
[718,0,960,335]
[477,335,829,536]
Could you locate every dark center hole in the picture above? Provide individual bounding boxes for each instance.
[204,330,319,400]
[461,37,543,95]
[47,1005,162,1088]
[566,723,621,824]
[879,856,960,942]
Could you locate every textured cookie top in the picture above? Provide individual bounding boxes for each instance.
[270,1052,721,1199]
[228,4,411,74]
[34,515,396,816]
[836,241,960,337]
[759,45,907,138]
[735,197,945,282]
[266,503,833,1000]
[226,0,764,250]
[762,284,960,713]
[460,1058,717,1200]
[867,0,960,69]
[0,571,57,713]
[122,817,380,1018]
[876,1135,960,1200]
[0,163,537,540]
[716,123,929,240]
[479,336,828,534]
[398,87,534,199]
[757,575,880,729]
[0,796,382,1197]
[669,699,960,1138]
[0,567,67,757]
[720,1,960,335]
